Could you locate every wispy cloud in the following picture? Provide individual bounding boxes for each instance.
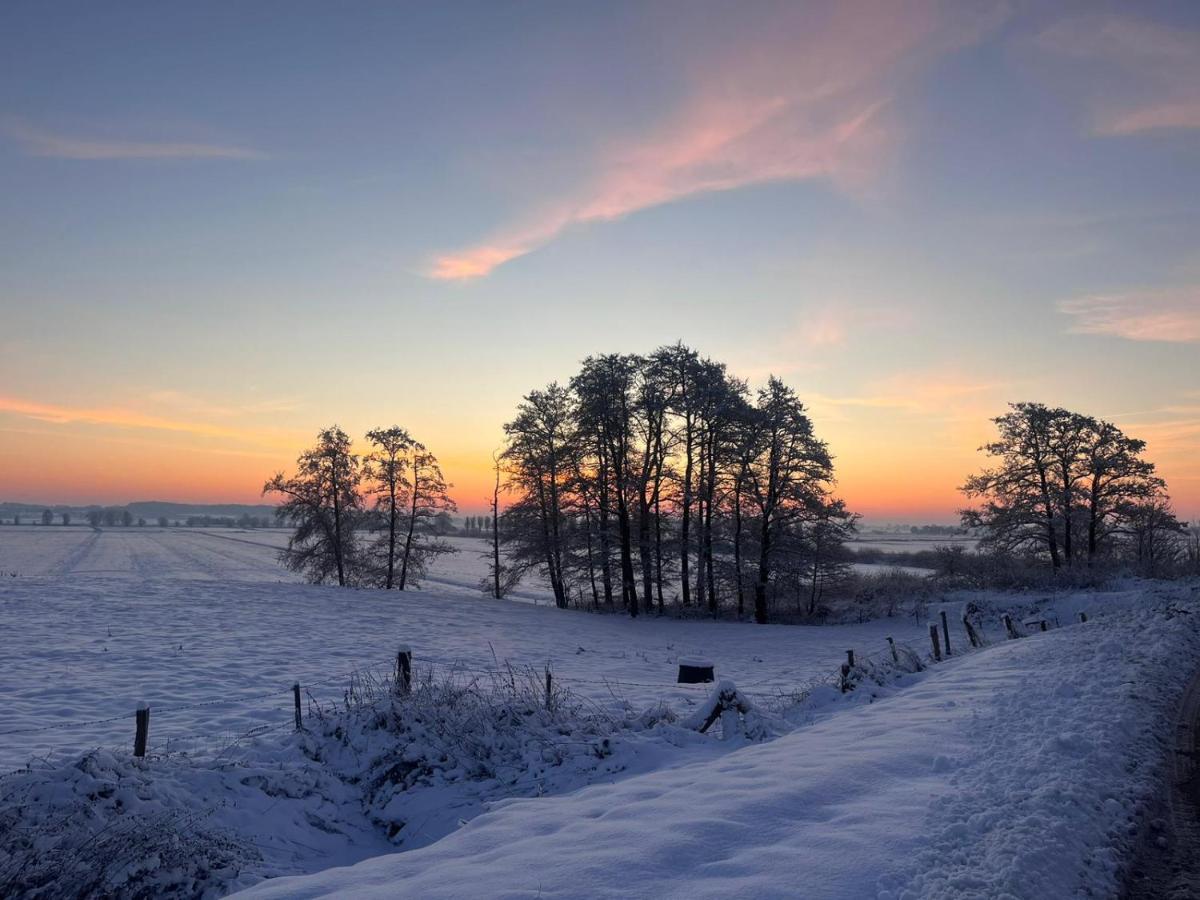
[3,119,266,160]
[430,2,1001,280]
[1036,14,1200,136]
[0,394,293,446]
[1059,290,1200,343]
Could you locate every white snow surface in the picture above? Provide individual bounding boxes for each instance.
[241,583,1200,900]
[2,527,1198,899]
[0,531,946,769]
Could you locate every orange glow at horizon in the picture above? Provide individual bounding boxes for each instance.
[4,406,1196,523]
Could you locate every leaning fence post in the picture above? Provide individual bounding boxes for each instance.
[396,645,412,695]
[962,616,981,648]
[929,625,942,662]
[134,703,150,758]
[1003,614,1017,639]
[887,636,899,664]
[940,611,952,656]
[293,682,302,730]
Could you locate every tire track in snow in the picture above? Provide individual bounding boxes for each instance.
[1123,662,1200,900]
[55,529,102,576]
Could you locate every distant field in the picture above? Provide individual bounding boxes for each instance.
[850,532,978,553]
[0,528,543,598]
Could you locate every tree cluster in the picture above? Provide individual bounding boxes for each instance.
[961,402,1185,572]
[498,344,856,623]
[264,426,457,588]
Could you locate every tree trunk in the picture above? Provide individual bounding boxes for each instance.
[491,463,501,599]
[680,411,694,606]
[754,514,771,625]
[331,456,346,587]
[385,474,398,590]
[733,480,745,617]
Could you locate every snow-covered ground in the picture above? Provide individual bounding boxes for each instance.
[2,527,1197,898]
[0,550,938,769]
[242,586,1200,900]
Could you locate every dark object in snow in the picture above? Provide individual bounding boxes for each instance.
[929,625,942,662]
[1080,612,1088,623]
[940,610,952,656]
[963,616,982,648]
[677,658,714,684]
[293,682,303,730]
[1003,614,1018,639]
[134,703,149,758]
[396,646,412,695]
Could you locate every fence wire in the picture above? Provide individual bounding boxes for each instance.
[1,608,1063,769]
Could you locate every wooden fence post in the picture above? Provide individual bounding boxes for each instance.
[929,625,942,662]
[293,682,302,731]
[846,649,855,669]
[545,665,553,710]
[962,616,981,649]
[396,645,412,695]
[840,663,851,693]
[1040,620,1048,632]
[1003,614,1017,639]
[134,703,149,758]
[1079,612,1088,623]
[887,636,899,664]
[940,610,952,656]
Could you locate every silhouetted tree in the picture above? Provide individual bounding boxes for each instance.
[397,446,456,589]
[41,509,52,526]
[502,384,577,608]
[962,404,1165,569]
[743,377,834,624]
[364,426,415,590]
[264,426,362,586]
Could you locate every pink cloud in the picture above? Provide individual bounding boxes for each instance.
[1036,15,1200,136]
[1059,290,1200,343]
[430,2,1000,280]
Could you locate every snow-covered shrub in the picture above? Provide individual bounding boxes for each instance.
[0,751,258,899]
[845,568,937,621]
[297,664,651,844]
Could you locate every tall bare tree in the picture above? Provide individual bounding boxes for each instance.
[364,426,414,589]
[397,444,456,590]
[264,426,362,586]
[743,378,833,624]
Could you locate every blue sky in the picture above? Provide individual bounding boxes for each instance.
[1,1,1197,519]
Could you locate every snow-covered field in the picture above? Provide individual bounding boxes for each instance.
[1,527,1197,898]
[0,529,936,770]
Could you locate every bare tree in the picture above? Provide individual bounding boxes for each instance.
[364,426,414,589]
[743,377,834,624]
[394,445,456,589]
[264,426,362,586]
[573,356,639,615]
[962,404,1166,570]
[502,384,576,608]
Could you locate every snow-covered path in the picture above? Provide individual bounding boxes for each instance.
[241,586,1200,899]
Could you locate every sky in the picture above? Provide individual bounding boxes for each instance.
[1,0,1198,523]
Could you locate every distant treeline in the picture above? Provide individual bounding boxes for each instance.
[0,508,276,528]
